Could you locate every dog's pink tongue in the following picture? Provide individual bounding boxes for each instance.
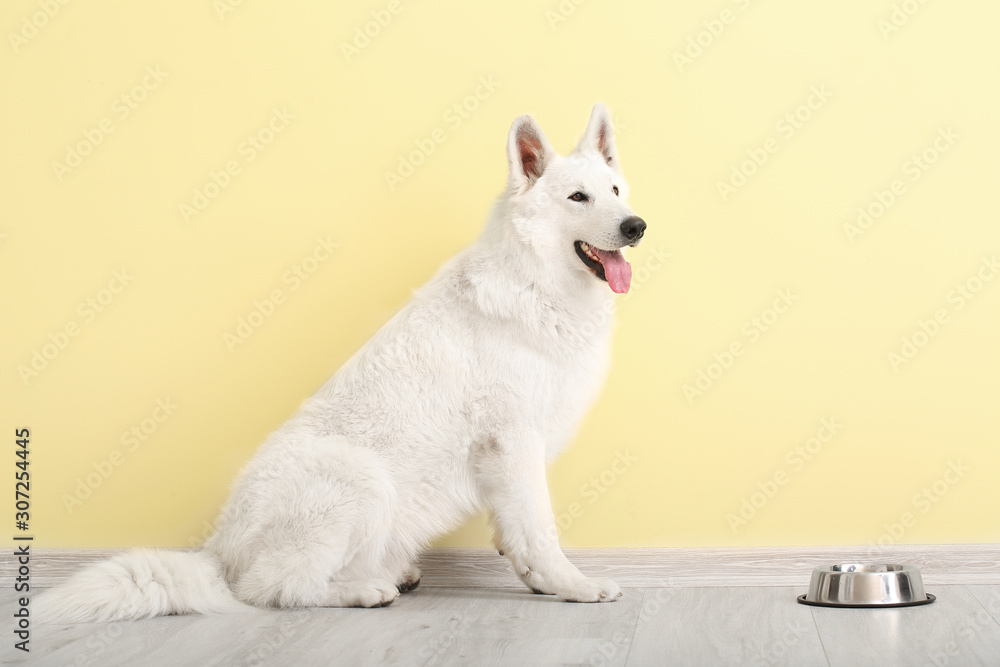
[593,249,632,294]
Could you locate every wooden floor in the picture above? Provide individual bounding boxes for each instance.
[14,584,1000,666]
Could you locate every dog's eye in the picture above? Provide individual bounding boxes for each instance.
[568,191,589,202]
[612,186,619,196]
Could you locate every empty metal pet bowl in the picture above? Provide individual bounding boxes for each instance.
[797,563,936,608]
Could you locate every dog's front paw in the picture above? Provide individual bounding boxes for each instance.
[558,577,622,603]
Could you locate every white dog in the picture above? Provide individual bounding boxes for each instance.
[39,104,646,623]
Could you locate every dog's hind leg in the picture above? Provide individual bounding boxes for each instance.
[223,436,402,608]
[323,580,400,607]
[233,512,403,608]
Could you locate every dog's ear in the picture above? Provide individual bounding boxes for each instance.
[575,103,617,170]
[507,115,555,192]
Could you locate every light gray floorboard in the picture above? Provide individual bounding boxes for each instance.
[28,608,287,667]
[19,587,485,667]
[2,592,113,664]
[627,586,828,667]
[234,586,488,666]
[967,585,1000,624]
[813,585,1000,667]
[425,587,645,667]
[11,585,1000,666]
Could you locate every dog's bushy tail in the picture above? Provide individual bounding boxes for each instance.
[35,548,248,624]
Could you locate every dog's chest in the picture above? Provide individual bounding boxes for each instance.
[467,302,612,449]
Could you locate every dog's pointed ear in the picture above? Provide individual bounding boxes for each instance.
[575,103,617,170]
[507,114,555,192]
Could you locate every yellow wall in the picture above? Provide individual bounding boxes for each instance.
[3,0,997,549]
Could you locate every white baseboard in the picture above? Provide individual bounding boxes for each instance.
[7,544,998,589]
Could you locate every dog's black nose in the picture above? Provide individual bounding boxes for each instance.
[620,216,646,242]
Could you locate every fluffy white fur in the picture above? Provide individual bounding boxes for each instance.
[37,104,645,623]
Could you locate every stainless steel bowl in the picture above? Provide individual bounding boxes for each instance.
[797,563,935,608]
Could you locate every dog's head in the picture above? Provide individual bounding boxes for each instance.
[504,104,645,294]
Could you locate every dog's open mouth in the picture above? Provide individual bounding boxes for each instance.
[574,241,632,294]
